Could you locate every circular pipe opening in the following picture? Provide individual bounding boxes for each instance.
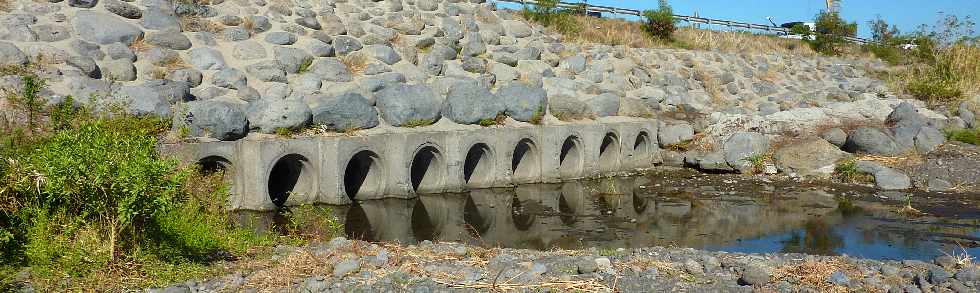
[463,143,493,185]
[598,132,621,172]
[198,155,232,176]
[344,150,384,199]
[633,131,652,165]
[268,154,313,207]
[411,146,446,193]
[559,136,583,178]
[511,138,541,181]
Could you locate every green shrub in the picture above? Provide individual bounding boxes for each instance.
[866,44,904,65]
[946,128,980,145]
[812,11,857,55]
[520,0,580,35]
[642,0,677,41]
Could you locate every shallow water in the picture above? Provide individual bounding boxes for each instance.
[236,170,980,261]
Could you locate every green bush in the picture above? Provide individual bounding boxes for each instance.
[866,44,904,65]
[946,128,980,145]
[642,0,677,41]
[520,0,580,35]
[812,11,857,55]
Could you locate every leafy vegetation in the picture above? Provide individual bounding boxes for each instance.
[402,119,435,128]
[0,74,341,291]
[833,158,873,183]
[945,128,980,145]
[642,0,677,41]
[520,0,580,35]
[811,11,858,55]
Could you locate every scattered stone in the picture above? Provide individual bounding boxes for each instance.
[246,98,312,133]
[104,0,142,19]
[375,83,442,127]
[739,264,771,286]
[333,259,361,277]
[821,128,848,147]
[145,31,192,50]
[310,93,379,131]
[774,138,849,178]
[497,83,547,122]
[265,32,297,45]
[442,81,504,124]
[181,98,248,141]
[72,11,143,45]
[843,127,902,155]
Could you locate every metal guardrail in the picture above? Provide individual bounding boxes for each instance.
[494,0,874,45]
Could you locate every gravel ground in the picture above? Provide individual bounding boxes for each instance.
[137,237,979,293]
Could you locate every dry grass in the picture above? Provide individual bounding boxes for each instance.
[771,258,861,293]
[552,15,834,58]
[880,44,980,107]
[0,0,11,12]
[128,37,153,54]
[341,53,369,76]
[180,15,224,33]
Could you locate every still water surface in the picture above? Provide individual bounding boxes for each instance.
[237,171,980,261]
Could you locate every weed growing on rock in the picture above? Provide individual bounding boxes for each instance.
[520,0,580,35]
[529,106,545,125]
[275,127,296,137]
[833,158,873,184]
[743,153,773,174]
[946,128,980,145]
[297,57,314,74]
[341,53,369,76]
[403,119,434,128]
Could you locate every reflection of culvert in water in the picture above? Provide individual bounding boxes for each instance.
[463,143,493,185]
[463,195,491,237]
[344,150,384,199]
[633,131,652,164]
[598,132,621,172]
[268,154,313,207]
[411,146,445,193]
[511,196,535,231]
[411,200,438,241]
[558,193,577,226]
[633,192,649,214]
[559,136,583,177]
[344,203,376,242]
[511,138,541,180]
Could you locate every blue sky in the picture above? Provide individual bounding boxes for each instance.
[498,0,979,38]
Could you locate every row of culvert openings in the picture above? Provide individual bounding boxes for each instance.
[216,131,654,208]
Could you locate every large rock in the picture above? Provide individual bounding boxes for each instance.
[0,42,28,66]
[141,7,181,31]
[723,132,769,172]
[856,161,911,190]
[309,58,352,82]
[145,31,192,50]
[375,83,442,127]
[246,98,312,133]
[774,138,849,178]
[587,93,620,117]
[333,36,363,55]
[659,122,695,147]
[104,0,143,19]
[362,45,401,65]
[309,93,379,131]
[503,20,532,38]
[213,67,248,90]
[111,80,191,117]
[442,81,504,124]
[245,61,287,83]
[72,11,144,45]
[101,59,137,81]
[188,47,226,70]
[843,127,902,155]
[497,83,547,122]
[273,47,313,74]
[181,98,248,140]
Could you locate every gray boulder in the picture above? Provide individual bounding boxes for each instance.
[295,17,321,30]
[101,59,137,81]
[140,7,181,31]
[167,68,203,87]
[188,47,226,70]
[0,42,28,66]
[739,264,771,286]
[145,31,192,50]
[855,161,911,190]
[106,42,136,61]
[31,25,71,42]
[843,127,902,155]
[587,93,620,117]
[375,83,442,126]
[503,20,532,38]
[363,45,401,65]
[181,99,248,140]
[461,32,486,57]
[67,56,101,78]
[73,11,144,45]
[820,128,847,147]
[659,122,695,147]
[245,61,287,83]
[71,40,105,60]
[273,47,313,74]
[246,98,312,133]
[104,0,142,19]
[213,67,248,90]
[334,36,363,55]
[111,80,191,117]
[497,83,547,122]
[310,93,379,131]
[309,58,352,82]
[265,32,297,45]
[442,81,504,124]
[723,132,769,172]
[68,0,98,8]
[774,138,849,178]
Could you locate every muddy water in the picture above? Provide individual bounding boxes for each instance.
[236,169,980,261]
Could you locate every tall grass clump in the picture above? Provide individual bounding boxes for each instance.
[811,11,858,55]
[520,0,581,35]
[642,0,677,41]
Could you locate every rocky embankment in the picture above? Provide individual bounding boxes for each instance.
[136,237,979,292]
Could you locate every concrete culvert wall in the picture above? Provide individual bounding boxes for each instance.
[344,150,385,199]
[463,143,493,185]
[559,136,583,178]
[267,154,313,207]
[599,132,621,172]
[410,146,446,193]
[511,138,541,181]
[633,131,652,166]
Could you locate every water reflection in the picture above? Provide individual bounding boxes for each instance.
[235,176,980,261]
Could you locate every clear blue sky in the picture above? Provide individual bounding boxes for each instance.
[497,0,979,38]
